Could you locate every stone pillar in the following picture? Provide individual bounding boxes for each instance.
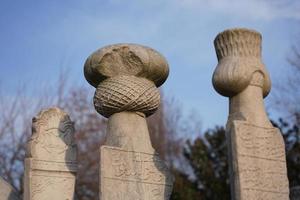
[24,107,77,200]
[212,28,289,199]
[0,177,20,200]
[84,44,174,200]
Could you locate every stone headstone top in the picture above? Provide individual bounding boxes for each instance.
[84,44,169,118]
[213,28,271,98]
[24,107,77,200]
[26,107,77,165]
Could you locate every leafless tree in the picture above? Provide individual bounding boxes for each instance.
[0,72,198,200]
[272,38,300,123]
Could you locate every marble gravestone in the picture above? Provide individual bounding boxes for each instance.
[0,177,20,200]
[84,44,174,200]
[212,28,289,199]
[24,107,77,200]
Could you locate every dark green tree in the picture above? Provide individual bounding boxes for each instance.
[272,118,300,189]
[170,119,300,200]
[171,126,230,200]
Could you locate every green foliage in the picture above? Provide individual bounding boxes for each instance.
[171,126,230,200]
[170,171,202,200]
[171,119,300,199]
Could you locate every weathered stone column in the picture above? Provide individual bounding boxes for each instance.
[24,107,77,200]
[212,28,289,199]
[84,44,174,200]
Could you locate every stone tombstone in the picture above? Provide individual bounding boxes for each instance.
[24,107,77,200]
[84,44,174,200]
[212,28,289,199]
[0,177,21,200]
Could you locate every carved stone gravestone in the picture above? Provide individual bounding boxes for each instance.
[0,177,20,200]
[84,44,174,200]
[212,28,289,199]
[24,107,77,200]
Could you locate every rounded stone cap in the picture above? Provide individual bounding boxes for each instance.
[84,43,169,88]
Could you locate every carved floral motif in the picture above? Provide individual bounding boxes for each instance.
[24,107,77,200]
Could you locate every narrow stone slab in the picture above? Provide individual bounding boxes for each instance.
[229,121,289,199]
[212,28,289,199]
[24,107,77,200]
[84,44,174,199]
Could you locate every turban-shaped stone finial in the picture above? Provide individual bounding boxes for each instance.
[212,28,271,97]
[84,44,169,118]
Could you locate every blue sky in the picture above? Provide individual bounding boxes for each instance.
[0,0,299,129]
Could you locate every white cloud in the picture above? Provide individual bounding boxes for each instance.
[177,0,300,21]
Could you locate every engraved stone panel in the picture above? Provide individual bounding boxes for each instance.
[24,107,77,200]
[230,121,289,200]
[101,146,173,200]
